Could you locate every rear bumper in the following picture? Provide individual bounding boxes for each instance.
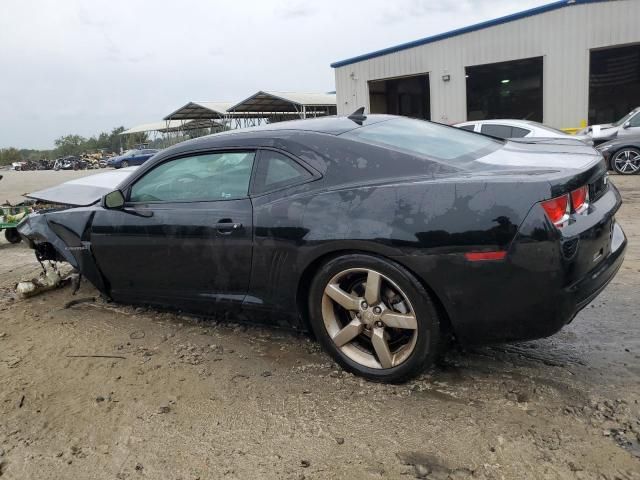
[568,221,625,312]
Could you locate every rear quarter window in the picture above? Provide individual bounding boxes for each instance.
[342,117,502,164]
[480,124,512,138]
[510,127,531,138]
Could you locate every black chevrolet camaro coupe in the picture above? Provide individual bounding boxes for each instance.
[18,114,626,382]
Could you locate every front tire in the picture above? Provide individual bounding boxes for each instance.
[4,228,21,244]
[611,148,640,175]
[120,160,129,168]
[308,254,441,382]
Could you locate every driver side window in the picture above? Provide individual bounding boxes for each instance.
[629,113,640,128]
[129,151,255,203]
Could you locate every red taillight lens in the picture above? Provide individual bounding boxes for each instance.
[541,194,569,226]
[570,185,588,213]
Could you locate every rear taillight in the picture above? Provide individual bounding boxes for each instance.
[570,185,589,214]
[541,195,570,227]
[542,185,589,228]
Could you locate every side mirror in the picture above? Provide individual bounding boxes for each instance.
[103,189,125,209]
[623,121,631,129]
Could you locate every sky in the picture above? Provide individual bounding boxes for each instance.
[0,0,551,149]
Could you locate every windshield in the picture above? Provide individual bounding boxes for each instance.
[342,117,502,164]
[612,110,638,127]
[121,149,136,156]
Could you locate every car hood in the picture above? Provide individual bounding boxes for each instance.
[26,167,138,206]
[477,137,601,170]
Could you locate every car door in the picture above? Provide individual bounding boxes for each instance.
[89,150,255,311]
[618,112,640,138]
[145,150,157,162]
[129,152,143,165]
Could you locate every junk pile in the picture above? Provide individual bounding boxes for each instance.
[11,152,112,171]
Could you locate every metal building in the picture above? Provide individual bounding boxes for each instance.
[332,0,640,129]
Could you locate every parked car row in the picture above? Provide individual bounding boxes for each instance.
[10,150,161,172]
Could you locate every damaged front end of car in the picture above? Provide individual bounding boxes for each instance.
[16,167,139,297]
[18,207,110,295]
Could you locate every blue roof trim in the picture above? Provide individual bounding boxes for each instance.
[330,0,606,68]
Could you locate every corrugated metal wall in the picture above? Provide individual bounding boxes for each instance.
[334,0,640,128]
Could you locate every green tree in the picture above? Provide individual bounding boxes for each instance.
[54,134,86,157]
[0,147,23,166]
[125,132,149,149]
[108,127,126,153]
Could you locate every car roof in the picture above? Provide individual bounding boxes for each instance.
[214,114,394,137]
[154,114,398,159]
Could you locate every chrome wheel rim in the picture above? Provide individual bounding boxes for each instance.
[322,268,418,369]
[613,150,640,174]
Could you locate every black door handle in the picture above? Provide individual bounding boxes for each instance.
[215,219,242,234]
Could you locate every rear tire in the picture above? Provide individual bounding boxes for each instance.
[611,148,640,175]
[4,228,21,244]
[308,254,441,383]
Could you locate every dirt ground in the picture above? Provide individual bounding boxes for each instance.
[0,172,639,480]
[0,169,99,205]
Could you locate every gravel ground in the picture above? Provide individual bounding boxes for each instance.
[0,172,639,479]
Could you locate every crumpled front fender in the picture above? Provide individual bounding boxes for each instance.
[18,213,80,268]
[17,210,109,294]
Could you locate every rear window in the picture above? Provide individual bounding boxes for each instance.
[481,124,512,138]
[510,126,531,138]
[343,117,501,163]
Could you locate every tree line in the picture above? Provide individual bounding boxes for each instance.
[0,127,149,166]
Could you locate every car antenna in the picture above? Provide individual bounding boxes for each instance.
[348,107,367,124]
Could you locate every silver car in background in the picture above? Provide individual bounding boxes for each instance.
[579,107,640,143]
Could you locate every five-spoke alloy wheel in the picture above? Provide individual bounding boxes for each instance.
[612,148,640,175]
[309,254,441,382]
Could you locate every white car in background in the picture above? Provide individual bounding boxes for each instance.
[455,119,593,144]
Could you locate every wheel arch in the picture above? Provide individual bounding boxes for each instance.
[295,248,455,340]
